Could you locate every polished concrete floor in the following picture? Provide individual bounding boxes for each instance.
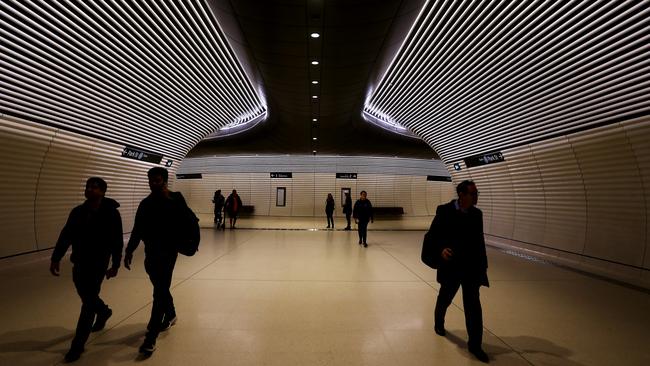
[1,217,649,365]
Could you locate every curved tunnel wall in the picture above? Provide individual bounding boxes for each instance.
[448,117,650,284]
[0,116,175,258]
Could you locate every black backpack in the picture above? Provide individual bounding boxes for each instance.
[421,230,439,269]
[172,192,201,256]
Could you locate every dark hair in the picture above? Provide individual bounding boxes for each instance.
[86,177,107,192]
[147,167,168,182]
[456,180,476,195]
[360,190,367,195]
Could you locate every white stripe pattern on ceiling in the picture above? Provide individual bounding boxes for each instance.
[1,0,266,160]
[364,0,650,162]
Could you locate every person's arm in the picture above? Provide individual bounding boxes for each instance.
[124,203,144,270]
[106,209,123,279]
[50,208,78,276]
[432,205,453,261]
[368,200,373,223]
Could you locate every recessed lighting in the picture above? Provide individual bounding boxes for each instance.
[313,137,317,140]
[311,60,319,65]
[312,95,318,99]
[312,118,317,122]
[312,80,319,84]
[310,32,320,38]
[313,150,317,153]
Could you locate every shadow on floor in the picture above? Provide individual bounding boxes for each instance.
[444,331,588,366]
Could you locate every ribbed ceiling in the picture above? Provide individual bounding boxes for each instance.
[1,1,266,160]
[365,0,650,162]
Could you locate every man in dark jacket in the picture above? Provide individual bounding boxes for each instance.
[427,180,489,363]
[224,189,243,229]
[50,177,123,363]
[124,167,188,355]
[352,190,373,247]
[212,189,225,228]
[342,192,352,230]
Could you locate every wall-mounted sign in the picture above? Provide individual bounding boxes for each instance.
[453,163,462,171]
[176,173,202,179]
[270,172,292,178]
[336,173,357,179]
[464,151,505,168]
[121,146,163,164]
[165,159,173,167]
[427,175,452,182]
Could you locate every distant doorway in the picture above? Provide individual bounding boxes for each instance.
[341,188,351,207]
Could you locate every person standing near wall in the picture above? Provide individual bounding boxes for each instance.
[50,177,123,362]
[325,193,335,228]
[426,180,489,363]
[212,189,225,229]
[225,189,243,229]
[353,190,373,247]
[124,167,189,356]
[343,192,352,230]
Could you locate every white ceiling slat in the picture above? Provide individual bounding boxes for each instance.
[1,0,266,160]
[365,1,649,162]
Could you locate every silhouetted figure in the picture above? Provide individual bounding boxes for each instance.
[50,177,123,363]
[124,167,189,356]
[352,190,373,247]
[225,189,243,229]
[212,189,225,228]
[325,193,335,228]
[427,180,489,363]
[343,192,352,230]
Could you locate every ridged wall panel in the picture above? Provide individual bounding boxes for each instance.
[623,120,650,269]
[251,173,271,216]
[507,146,546,245]
[569,125,646,266]
[394,175,413,215]
[0,117,173,258]
[531,136,587,253]
[35,130,94,247]
[0,118,54,256]
[410,177,428,216]
[292,173,315,216]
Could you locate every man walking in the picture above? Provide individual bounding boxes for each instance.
[124,167,189,356]
[50,177,123,362]
[426,180,489,363]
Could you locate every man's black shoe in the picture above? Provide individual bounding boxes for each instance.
[161,315,177,331]
[139,337,156,355]
[434,325,446,336]
[64,348,83,363]
[363,243,368,247]
[469,347,489,363]
[92,308,112,332]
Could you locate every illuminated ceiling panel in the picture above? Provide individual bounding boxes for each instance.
[1,1,266,159]
[364,0,650,162]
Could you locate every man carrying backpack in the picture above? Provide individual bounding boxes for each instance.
[124,167,190,356]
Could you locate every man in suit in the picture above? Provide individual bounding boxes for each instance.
[426,180,489,363]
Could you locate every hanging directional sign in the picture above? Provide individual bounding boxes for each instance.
[270,172,292,178]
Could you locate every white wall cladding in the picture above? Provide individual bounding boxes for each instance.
[176,155,453,218]
[365,1,650,162]
[0,117,177,258]
[1,1,266,160]
[448,117,650,277]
